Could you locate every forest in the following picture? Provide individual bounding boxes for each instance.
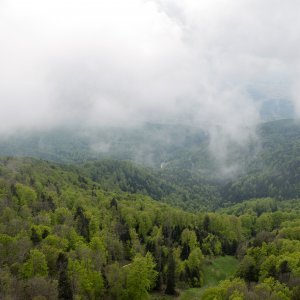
[2,0,300,297]
[1,154,300,299]
[1,119,300,210]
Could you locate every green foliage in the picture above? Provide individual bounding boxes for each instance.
[202,278,246,300]
[21,249,48,279]
[15,183,37,206]
[1,157,300,298]
[81,160,222,211]
[255,278,292,299]
[125,253,158,300]
[3,119,300,211]
[68,259,104,299]
[165,250,176,295]
[181,229,198,251]
[202,256,239,287]
[74,206,90,242]
[185,247,204,287]
[237,255,258,282]
[202,234,222,256]
[57,253,73,300]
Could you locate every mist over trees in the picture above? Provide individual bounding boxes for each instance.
[1,0,300,299]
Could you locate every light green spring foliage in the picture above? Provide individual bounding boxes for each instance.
[103,253,158,300]
[68,259,104,299]
[181,229,198,251]
[202,278,246,300]
[126,253,158,300]
[185,248,204,287]
[1,158,300,298]
[15,183,37,206]
[202,234,222,256]
[21,249,48,279]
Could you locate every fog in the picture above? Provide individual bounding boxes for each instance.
[0,0,299,152]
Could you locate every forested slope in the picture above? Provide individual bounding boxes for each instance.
[223,119,300,202]
[1,158,300,299]
[77,160,222,211]
[1,119,300,210]
[0,124,208,167]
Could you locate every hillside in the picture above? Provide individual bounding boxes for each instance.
[2,0,299,298]
[223,119,300,202]
[0,124,208,167]
[77,160,222,211]
[1,158,300,298]
[1,119,300,210]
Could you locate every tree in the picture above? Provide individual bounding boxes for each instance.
[202,234,222,256]
[74,206,90,242]
[21,249,48,279]
[30,227,41,245]
[165,249,176,295]
[255,278,292,299]
[185,247,204,287]
[21,276,58,300]
[15,184,37,206]
[105,262,126,300]
[68,259,104,299]
[202,278,246,300]
[180,229,198,259]
[260,255,277,280]
[0,266,13,297]
[126,253,158,300]
[203,215,210,231]
[237,255,258,282]
[57,253,73,300]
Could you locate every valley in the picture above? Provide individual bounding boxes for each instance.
[1,119,300,299]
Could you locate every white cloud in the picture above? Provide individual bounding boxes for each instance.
[0,0,299,141]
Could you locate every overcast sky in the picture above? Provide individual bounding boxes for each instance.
[0,0,299,139]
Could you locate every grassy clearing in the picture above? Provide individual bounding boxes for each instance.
[202,255,239,286]
[179,255,239,299]
[179,288,204,300]
[151,256,238,299]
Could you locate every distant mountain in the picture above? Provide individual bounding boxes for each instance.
[0,123,208,167]
[1,119,300,209]
[222,119,300,202]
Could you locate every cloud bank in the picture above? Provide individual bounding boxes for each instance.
[0,0,299,143]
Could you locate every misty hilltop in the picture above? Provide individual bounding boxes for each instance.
[1,0,300,138]
[1,119,300,211]
[2,1,300,299]
[0,119,297,170]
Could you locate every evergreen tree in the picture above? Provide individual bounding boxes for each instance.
[57,253,73,300]
[203,215,210,231]
[30,228,40,245]
[165,250,176,295]
[74,206,90,242]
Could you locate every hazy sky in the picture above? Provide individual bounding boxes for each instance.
[0,0,299,139]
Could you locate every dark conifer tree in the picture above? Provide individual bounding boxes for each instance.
[203,215,210,232]
[30,228,40,245]
[57,253,73,300]
[74,206,90,242]
[165,250,176,295]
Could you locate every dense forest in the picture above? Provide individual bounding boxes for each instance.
[0,156,300,299]
[1,0,298,298]
[1,119,300,211]
[1,119,300,299]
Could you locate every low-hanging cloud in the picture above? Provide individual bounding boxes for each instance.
[0,0,299,147]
